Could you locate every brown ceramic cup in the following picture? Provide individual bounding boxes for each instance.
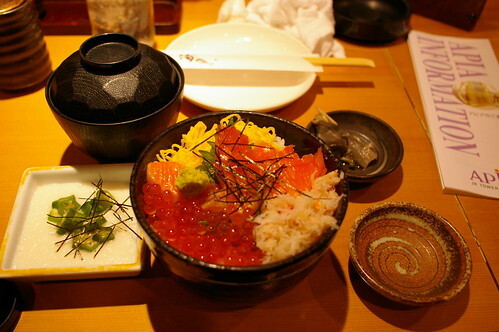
[0,0,52,91]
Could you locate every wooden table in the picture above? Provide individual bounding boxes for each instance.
[1,0,498,330]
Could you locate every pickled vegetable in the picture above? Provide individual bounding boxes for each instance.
[312,111,378,169]
[47,180,124,255]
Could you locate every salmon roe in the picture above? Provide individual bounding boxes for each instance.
[141,183,265,266]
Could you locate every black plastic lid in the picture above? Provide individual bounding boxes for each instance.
[46,33,181,124]
[79,33,141,73]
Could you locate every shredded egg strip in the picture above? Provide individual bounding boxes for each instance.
[156,114,283,168]
[225,114,283,150]
[156,121,217,168]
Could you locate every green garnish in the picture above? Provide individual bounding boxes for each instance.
[175,167,211,198]
[196,141,217,183]
[47,178,140,258]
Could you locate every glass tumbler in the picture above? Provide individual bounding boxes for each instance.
[86,0,156,47]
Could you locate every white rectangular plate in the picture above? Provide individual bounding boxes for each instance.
[0,164,145,281]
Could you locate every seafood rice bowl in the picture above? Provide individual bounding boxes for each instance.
[130,111,348,303]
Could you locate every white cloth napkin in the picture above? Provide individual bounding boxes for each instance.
[218,0,345,57]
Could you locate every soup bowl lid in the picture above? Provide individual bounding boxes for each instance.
[46,33,183,125]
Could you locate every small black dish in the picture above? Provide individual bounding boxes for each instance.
[0,280,22,332]
[46,33,184,162]
[307,110,403,184]
[130,111,349,304]
[334,0,411,43]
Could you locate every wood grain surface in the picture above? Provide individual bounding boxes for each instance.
[1,0,497,331]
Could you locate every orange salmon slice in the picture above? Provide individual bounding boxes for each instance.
[146,161,184,193]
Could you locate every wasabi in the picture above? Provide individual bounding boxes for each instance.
[175,167,210,198]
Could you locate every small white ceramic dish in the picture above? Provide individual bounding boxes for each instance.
[166,23,317,112]
[0,164,144,281]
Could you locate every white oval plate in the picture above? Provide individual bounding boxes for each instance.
[166,23,316,112]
